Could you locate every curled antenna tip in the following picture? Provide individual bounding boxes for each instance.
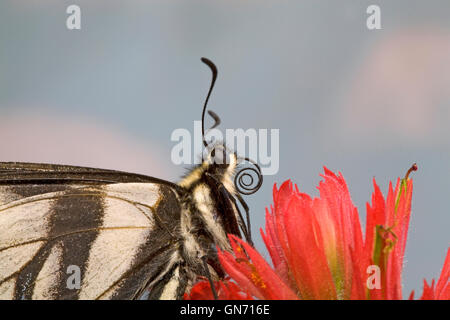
[201,57,218,75]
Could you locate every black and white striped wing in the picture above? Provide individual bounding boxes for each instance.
[0,163,184,300]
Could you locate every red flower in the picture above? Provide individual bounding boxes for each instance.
[183,278,253,300]
[219,166,418,299]
[186,165,449,300]
[409,248,450,300]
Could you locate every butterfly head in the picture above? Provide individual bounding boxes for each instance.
[177,58,262,249]
[177,143,239,196]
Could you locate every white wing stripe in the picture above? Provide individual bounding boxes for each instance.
[0,278,16,300]
[0,241,45,283]
[78,186,159,299]
[32,241,63,300]
[0,200,53,249]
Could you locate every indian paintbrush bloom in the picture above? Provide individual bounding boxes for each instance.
[185,165,449,300]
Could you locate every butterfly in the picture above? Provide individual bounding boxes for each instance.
[0,58,262,300]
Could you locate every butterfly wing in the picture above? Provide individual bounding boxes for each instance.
[0,162,179,186]
[0,163,185,300]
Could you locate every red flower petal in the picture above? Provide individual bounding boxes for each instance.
[283,195,337,299]
[412,248,450,300]
[434,248,450,299]
[218,235,298,300]
[184,279,254,300]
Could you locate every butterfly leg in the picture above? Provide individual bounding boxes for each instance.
[205,173,252,245]
[201,256,218,300]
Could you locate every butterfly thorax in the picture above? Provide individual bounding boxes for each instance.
[177,154,240,279]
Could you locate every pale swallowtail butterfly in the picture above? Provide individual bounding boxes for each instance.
[0,58,262,300]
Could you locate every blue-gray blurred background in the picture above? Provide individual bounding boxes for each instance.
[0,0,449,297]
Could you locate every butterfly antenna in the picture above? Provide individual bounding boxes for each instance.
[201,57,218,148]
[207,110,221,130]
